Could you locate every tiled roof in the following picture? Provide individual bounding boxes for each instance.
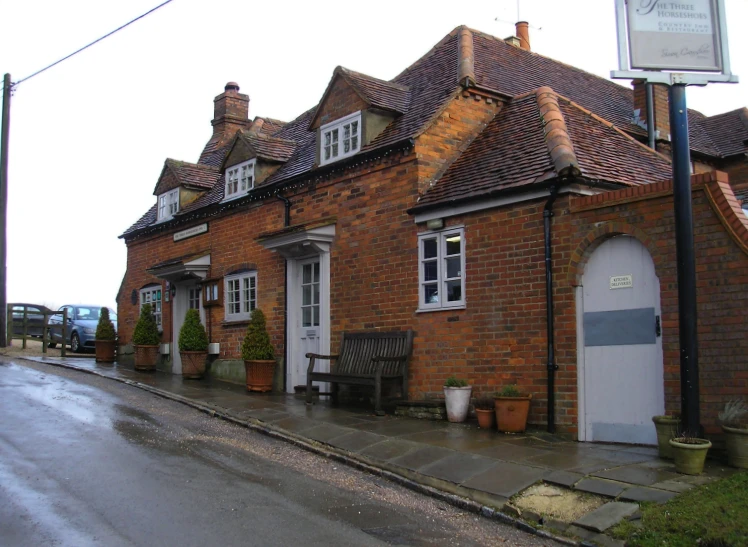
[123,203,157,234]
[241,132,296,163]
[164,160,220,191]
[699,108,748,157]
[413,88,673,210]
[340,67,411,114]
[123,26,740,238]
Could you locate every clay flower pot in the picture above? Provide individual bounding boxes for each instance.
[652,415,681,459]
[476,408,495,429]
[494,394,532,433]
[94,340,116,363]
[669,437,712,475]
[244,359,276,392]
[134,344,159,371]
[180,351,207,379]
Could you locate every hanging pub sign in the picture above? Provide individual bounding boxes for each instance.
[611,0,737,85]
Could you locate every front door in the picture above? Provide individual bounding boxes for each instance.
[578,236,664,444]
[297,258,321,388]
[172,282,204,375]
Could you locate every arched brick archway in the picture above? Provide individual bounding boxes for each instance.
[567,222,658,286]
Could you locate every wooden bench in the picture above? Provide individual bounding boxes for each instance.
[306,330,414,415]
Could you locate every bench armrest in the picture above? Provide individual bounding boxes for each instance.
[306,353,339,374]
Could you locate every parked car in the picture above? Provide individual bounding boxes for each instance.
[48,305,118,353]
[8,303,52,338]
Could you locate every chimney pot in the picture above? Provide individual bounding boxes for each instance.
[516,21,531,51]
[225,82,240,92]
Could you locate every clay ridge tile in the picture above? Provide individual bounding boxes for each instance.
[536,87,580,178]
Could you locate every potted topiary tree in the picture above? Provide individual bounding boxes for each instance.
[494,384,532,433]
[178,308,208,379]
[475,396,496,429]
[718,399,748,469]
[94,307,117,363]
[132,303,160,371]
[443,376,472,423]
[241,308,276,392]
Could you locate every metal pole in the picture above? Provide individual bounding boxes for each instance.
[668,83,701,436]
[0,74,11,348]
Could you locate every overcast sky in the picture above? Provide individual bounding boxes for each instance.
[1,0,746,312]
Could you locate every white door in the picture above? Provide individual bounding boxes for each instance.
[172,282,205,375]
[578,236,664,444]
[296,258,321,389]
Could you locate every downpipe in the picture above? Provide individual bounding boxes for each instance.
[543,185,559,433]
[276,194,292,393]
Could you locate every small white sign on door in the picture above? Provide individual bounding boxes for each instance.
[610,274,633,290]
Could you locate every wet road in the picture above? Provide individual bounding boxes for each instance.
[0,358,553,546]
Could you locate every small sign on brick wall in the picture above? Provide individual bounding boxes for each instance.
[610,274,633,290]
[173,223,208,242]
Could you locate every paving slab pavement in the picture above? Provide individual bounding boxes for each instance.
[11,354,740,545]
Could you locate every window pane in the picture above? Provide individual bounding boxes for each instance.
[424,283,438,304]
[424,260,438,281]
[445,234,461,256]
[351,136,358,150]
[313,283,319,305]
[331,129,338,142]
[313,306,320,326]
[344,140,350,153]
[423,238,437,259]
[313,262,320,281]
[446,257,461,279]
[446,280,462,302]
[324,132,331,146]
[351,121,358,135]
[324,146,330,160]
[303,285,311,306]
[302,307,311,327]
[332,143,338,156]
[343,124,350,139]
[303,265,311,284]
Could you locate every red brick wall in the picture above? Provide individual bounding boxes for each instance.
[310,77,368,130]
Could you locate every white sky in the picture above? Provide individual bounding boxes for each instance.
[1,0,746,312]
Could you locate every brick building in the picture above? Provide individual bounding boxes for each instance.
[118,25,748,443]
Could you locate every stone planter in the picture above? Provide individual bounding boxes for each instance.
[244,359,276,392]
[494,394,532,433]
[652,415,681,459]
[722,425,748,469]
[476,408,495,429]
[180,351,207,379]
[444,386,472,423]
[94,340,116,363]
[669,437,712,475]
[134,344,159,371]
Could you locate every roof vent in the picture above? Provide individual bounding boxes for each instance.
[504,35,521,48]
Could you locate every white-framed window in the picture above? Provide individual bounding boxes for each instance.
[140,285,163,330]
[224,159,255,201]
[319,111,361,166]
[224,271,257,321]
[157,189,179,221]
[418,227,466,311]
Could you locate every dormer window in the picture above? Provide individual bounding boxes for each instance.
[320,112,361,166]
[224,159,255,201]
[157,189,179,221]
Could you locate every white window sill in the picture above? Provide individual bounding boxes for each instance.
[415,304,466,313]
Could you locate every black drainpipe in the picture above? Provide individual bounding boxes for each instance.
[276,194,292,392]
[645,83,656,150]
[544,185,559,433]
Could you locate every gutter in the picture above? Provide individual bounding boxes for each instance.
[543,185,559,434]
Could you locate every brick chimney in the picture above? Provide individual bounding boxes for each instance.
[516,21,531,51]
[633,80,670,142]
[212,82,250,144]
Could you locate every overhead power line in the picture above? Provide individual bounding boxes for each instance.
[14,0,175,87]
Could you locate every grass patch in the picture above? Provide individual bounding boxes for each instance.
[610,471,748,546]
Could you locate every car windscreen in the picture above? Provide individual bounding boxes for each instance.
[75,307,101,320]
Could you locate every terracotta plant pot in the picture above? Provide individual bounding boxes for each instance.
[134,344,159,371]
[494,394,532,433]
[94,340,116,363]
[180,351,207,379]
[244,359,276,392]
[669,437,712,475]
[444,386,472,423]
[476,408,495,429]
[722,425,748,469]
[652,415,681,459]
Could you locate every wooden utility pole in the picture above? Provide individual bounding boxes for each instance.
[0,74,11,347]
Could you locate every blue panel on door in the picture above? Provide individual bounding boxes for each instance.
[584,308,656,347]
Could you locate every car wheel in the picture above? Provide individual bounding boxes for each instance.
[47,330,57,348]
[71,333,81,353]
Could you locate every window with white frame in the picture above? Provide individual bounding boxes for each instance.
[157,189,179,221]
[319,111,361,166]
[140,285,163,330]
[224,271,257,321]
[224,159,255,201]
[418,227,466,310]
